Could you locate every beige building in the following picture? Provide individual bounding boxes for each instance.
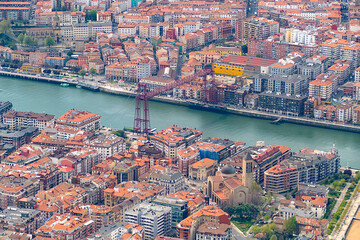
[3,111,55,130]
[189,158,217,181]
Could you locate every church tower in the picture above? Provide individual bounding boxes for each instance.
[52,12,61,43]
[242,152,253,190]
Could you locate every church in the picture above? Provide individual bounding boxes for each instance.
[204,152,253,208]
[26,12,61,46]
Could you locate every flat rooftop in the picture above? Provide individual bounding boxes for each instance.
[217,55,277,67]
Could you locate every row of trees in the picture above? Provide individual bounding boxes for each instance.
[78,68,96,78]
[17,34,55,47]
[17,33,37,46]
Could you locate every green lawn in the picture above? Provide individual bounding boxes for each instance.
[232,218,253,233]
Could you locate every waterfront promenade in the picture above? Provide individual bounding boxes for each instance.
[2,70,360,133]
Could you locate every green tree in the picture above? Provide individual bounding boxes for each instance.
[113,130,127,138]
[224,204,259,220]
[270,235,278,240]
[256,53,262,58]
[0,20,13,36]
[67,51,74,58]
[79,69,86,78]
[23,35,33,46]
[89,67,96,75]
[86,9,97,21]
[45,36,55,47]
[241,44,248,54]
[33,38,38,46]
[283,216,299,238]
[252,181,263,206]
[17,33,24,44]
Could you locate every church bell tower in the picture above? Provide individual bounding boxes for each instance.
[242,152,253,190]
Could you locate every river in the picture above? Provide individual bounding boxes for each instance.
[0,76,359,167]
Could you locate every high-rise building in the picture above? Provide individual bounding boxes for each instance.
[152,196,189,228]
[125,203,172,240]
[236,17,279,42]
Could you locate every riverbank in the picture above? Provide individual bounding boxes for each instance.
[2,70,360,133]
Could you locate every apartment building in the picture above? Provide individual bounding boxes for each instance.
[328,62,351,86]
[0,6,30,21]
[89,134,125,161]
[2,111,55,130]
[298,63,322,81]
[177,147,200,176]
[258,92,307,116]
[236,17,279,41]
[177,205,230,240]
[309,75,336,101]
[0,176,40,209]
[125,203,172,240]
[117,22,137,35]
[341,45,360,68]
[320,43,340,64]
[0,126,37,149]
[150,126,202,160]
[140,168,185,194]
[281,148,340,184]
[0,207,44,234]
[264,164,299,193]
[254,74,309,95]
[35,214,95,239]
[56,110,101,131]
[73,22,112,40]
[152,196,189,229]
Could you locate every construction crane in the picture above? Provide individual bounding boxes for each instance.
[134,68,212,135]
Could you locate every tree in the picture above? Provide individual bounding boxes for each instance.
[224,204,259,220]
[67,51,74,58]
[33,38,38,46]
[252,181,263,206]
[113,130,127,138]
[17,33,24,44]
[242,44,248,54]
[79,69,86,78]
[0,20,13,36]
[283,216,299,238]
[256,53,262,58]
[23,35,33,46]
[86,9,97,21]
[270,235,278,240]
[89,68,96,76]
[45,36,55,47]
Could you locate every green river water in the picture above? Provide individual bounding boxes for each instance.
[0,76,359,167]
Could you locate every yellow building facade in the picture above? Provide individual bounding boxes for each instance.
[21,64,42,74]
[212,62,244,76]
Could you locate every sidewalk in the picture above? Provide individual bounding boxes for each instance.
[333,191,360,239]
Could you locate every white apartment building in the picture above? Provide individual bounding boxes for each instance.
[117,23,137,35]
[73,22,112,40]
[125,203,172,240]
